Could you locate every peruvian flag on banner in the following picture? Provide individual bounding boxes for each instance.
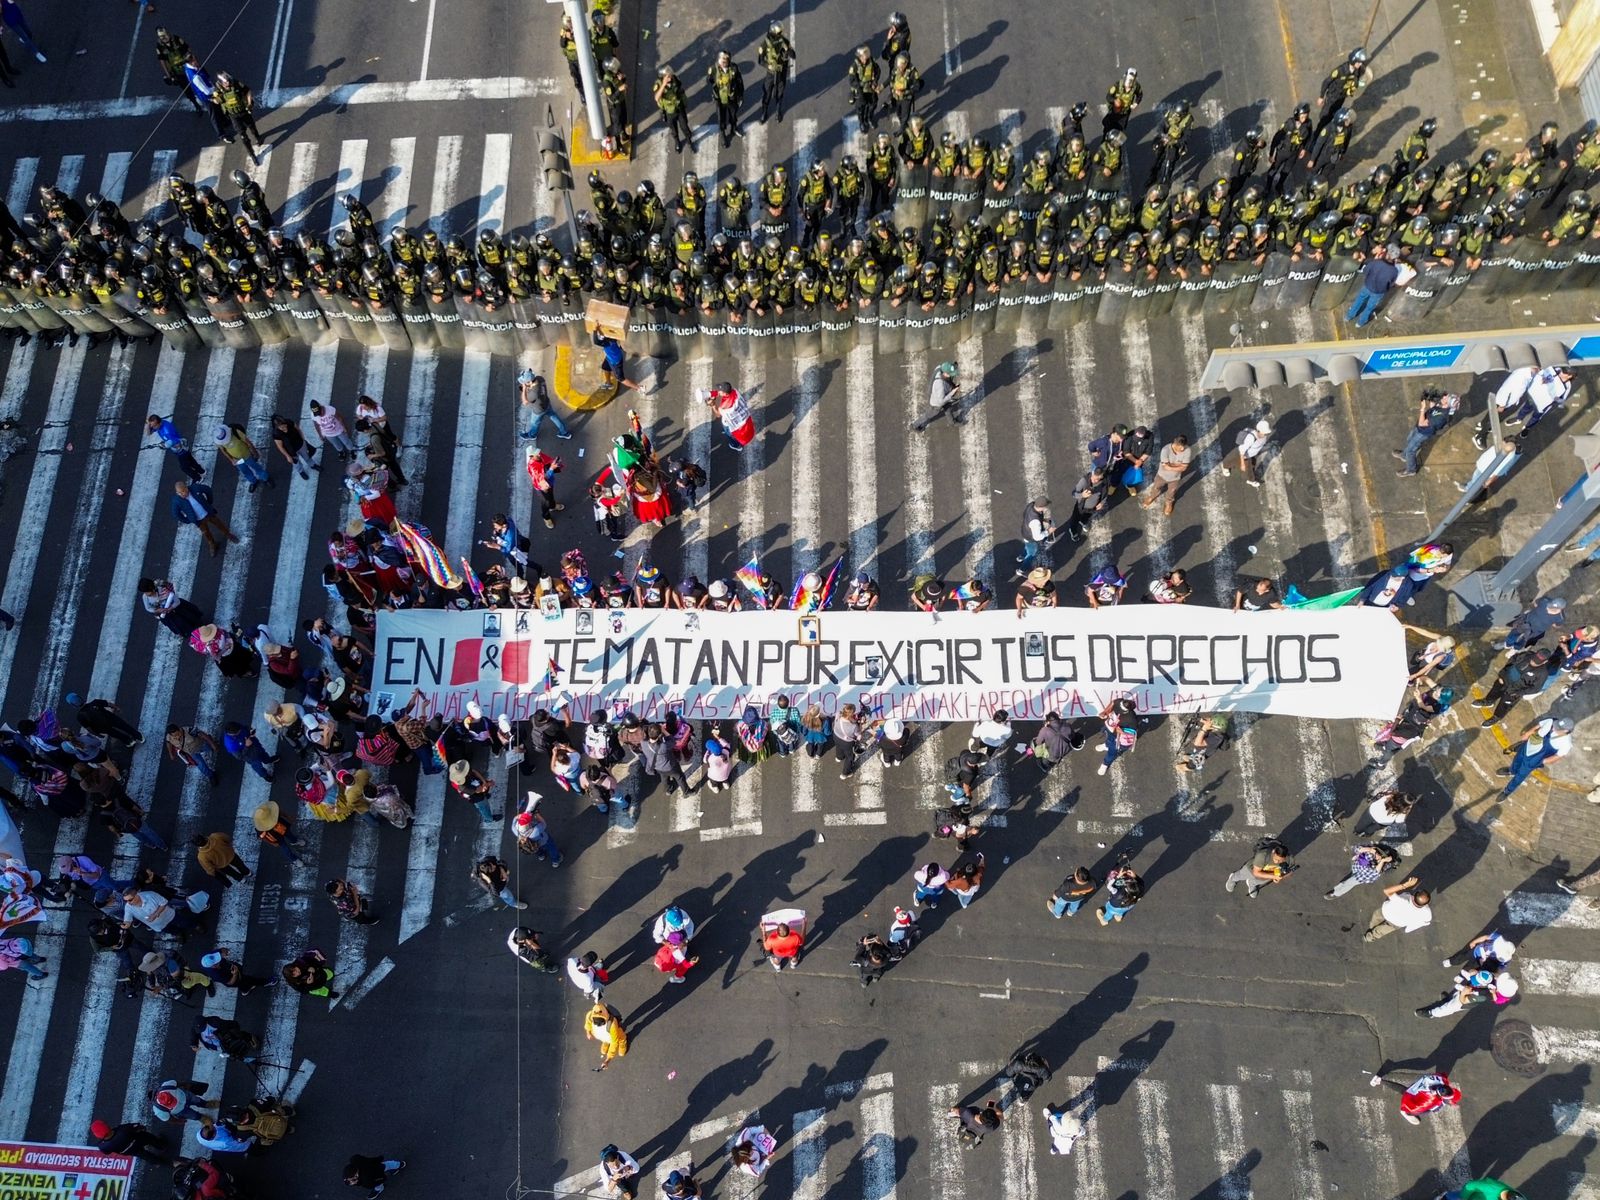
[450,638,533,686]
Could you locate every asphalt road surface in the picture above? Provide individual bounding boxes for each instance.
[0,1,1595,1199]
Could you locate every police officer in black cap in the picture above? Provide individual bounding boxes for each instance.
[706,50,745,148]
[654,67,692,153]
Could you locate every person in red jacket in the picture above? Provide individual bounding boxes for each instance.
[1367,1069,1461,1124]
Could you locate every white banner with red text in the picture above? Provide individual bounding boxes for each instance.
[367,604,1407,724]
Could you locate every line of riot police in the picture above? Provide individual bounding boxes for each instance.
[3,72,1600,358]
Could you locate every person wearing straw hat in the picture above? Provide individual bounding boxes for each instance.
[449,759,500,822]
[263,702,309,758]
[213,422,272,492]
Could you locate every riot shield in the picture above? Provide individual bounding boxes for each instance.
[1311,255,1360,311]
[1249,252,1291,311]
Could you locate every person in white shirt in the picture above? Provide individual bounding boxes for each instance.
[1474,365,1537,448]
[1044,1105,1085,1155]
[1222,418,1273,486]
[1509,365,1574,435]
[970,710,1013,759]
[565,950,607,1000]
[1362,876,1431,941]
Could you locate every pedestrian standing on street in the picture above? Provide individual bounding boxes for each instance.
[524,446,564,529]
[191,831,250,888]
[853,933,893,987]
[1048,868,1098,918]
[1223,836,1294,898]
[1141,434,1192,516]
[702,381,757,449]
[1014,497,1055,576]
[146,413,206,481]
[762,920,803,970]
[946,852,986,909]
[140,577,206,640]
[1064,467,1109,541]
[222,721,278,781]
[1392,389,1460,476]
[756,22,795,123]
[310,400,357,462]
[449,760,501,822]
[517,367,573,441]
[1497,715,1575,797]
[1507,365,1574,437]
[1352,790,1417,839]
[513,793,563,866]
[1324,841,1401,898]
[149,1080,219,1124]
[252,800,302,863]
[600,1145,641,1196]
[170,480,239,557]
[911,360,962,432]
[212,70,265,163]
[182,54,228,137]
[593,331,643,396]
[948,1100,1003,1148]
[1344,243,1399,326]
[1097,860,1145,924]
[65,693,143,747]
[1475,647,1554,727]
[1503,595,1567,651]
[1475,366,1537,448]
[354,394,408,486]
[213,422,272,492]
[90,1119,173,1165]
[270,414,318,480]
[567,950,608,1001]
[164,724,220,784]
[198,947,275,995]
[1044,1105,1086,1156]
[1224,418,1274,485]
[653,66,693,153]
[281,948,338,998]
[706,49,745,148]
[586,1003,629,1070]
[639,722,692,794]
[325,878,379,924]
[343,1156,406,1198]
[2,0,45,63]
[1366,1070,1461,1125]
[481,513,530,579]
[473,855,527,910]
[1361,875,1431,941]
[912,862,950,907]
[1097,698,1139,776]
[1084,563,1128,608]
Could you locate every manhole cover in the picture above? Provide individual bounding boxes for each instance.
[1490,1018,1546,1076]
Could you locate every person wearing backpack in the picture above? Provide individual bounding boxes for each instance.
[1003,1049,1053,1099]
[1224,838,1294,898]
[769,695,803,757]
[1222,418,1272,486]
[1324,841,1400,899]
[944,748,985,801]
[933,802,979,851]
[1016,712,1073,768]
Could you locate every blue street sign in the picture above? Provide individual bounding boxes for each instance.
[1569,334,1600,360]
[1362,344,1466,374]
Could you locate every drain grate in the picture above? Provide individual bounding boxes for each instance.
[1490,1018,1546,1077]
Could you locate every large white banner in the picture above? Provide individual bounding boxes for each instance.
[367,605,1407,723]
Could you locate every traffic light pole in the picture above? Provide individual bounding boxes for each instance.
[565,0,606,143]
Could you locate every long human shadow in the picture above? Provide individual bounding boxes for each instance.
[1085,1019,1176,1113]
[1395,1066,1593,1200]
[557,842,684,954]
[630,1038,780,1173]
[961,952,1151,1107]
[1141,781,1234,891]
[1192,1148,1262,1200]
[1517,1131,1596,1200]
[813,834,927,955]
[606,871,734,979]
[717,830,826,989]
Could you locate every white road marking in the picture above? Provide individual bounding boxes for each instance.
[339,956,396,1011]
[330,138,369,238]
[1522,958,1600,995]
[1208,1082,1251,1200]
[1352,1095,1400,1199]
[1504,890,1600,929]
[376,136,418,241]
[279,141,320,238]
[1135,1079,1177,1200]
[791,1107,827,1200]
[477,133,513,234]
